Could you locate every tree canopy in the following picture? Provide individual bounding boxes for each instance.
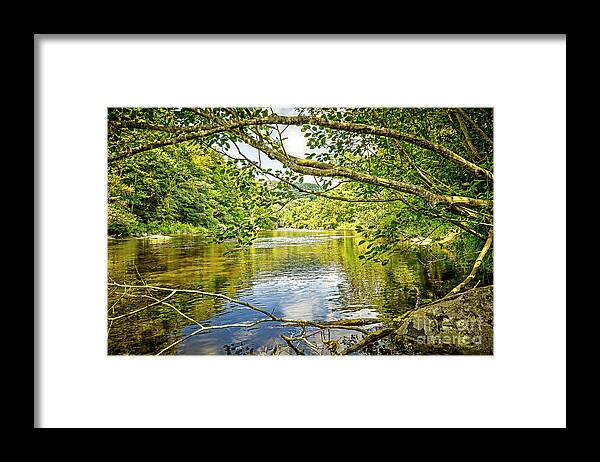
[108,107,493,290]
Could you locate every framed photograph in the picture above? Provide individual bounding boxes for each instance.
[107,106,494,357]
[35,34,566,428]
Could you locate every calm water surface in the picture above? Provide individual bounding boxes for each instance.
[107,229,465,355]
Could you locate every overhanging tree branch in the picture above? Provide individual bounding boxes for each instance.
[109,114,493,180]
[457,108,493,146]
[214,141,406,203]
[454,110,482,162]
[234,130,492,209]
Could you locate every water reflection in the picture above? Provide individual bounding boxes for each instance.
[107,229,468,355]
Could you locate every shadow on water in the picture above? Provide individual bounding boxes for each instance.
[107,229,484,355]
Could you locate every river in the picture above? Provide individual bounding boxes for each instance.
[107,229,469,355]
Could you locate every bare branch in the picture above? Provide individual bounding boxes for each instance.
[448,232,493,295]
[156,318,273,356]
[107,290,177,321]
[339,328,394,355]
[281,335,305,355]
[108,282,278,320]
[108,282,384,355]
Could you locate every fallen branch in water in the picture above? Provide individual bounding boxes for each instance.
[283,318,381,328]
[281,330,322,355]
[108,281,278,320]
[281,335,305,355]
[340,328,395,355]
[156,319,273,355]
[107,290,177,321]
[108,282,383,355]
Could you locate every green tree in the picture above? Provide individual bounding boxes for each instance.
[107,108,280,243]
[108,107,493,295]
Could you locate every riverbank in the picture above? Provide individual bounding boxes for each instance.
[108,221,212,238]
[108,225,354,239]
[395,285,493,354]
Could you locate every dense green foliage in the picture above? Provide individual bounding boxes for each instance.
[108,107,493,281]
[108,126,281,244]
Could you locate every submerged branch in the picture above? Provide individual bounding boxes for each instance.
[310,318,381,327]
[156,319,273,356]
[108,282,382,355]
[108,282,278,320]
[339,328,395,355]
[107,290,176,321]
[281,335,305,355]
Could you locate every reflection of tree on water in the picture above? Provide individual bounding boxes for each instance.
[107,231,469,355]
[333,239,466,316]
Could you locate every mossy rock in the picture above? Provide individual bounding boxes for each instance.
[395,285,493,355]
